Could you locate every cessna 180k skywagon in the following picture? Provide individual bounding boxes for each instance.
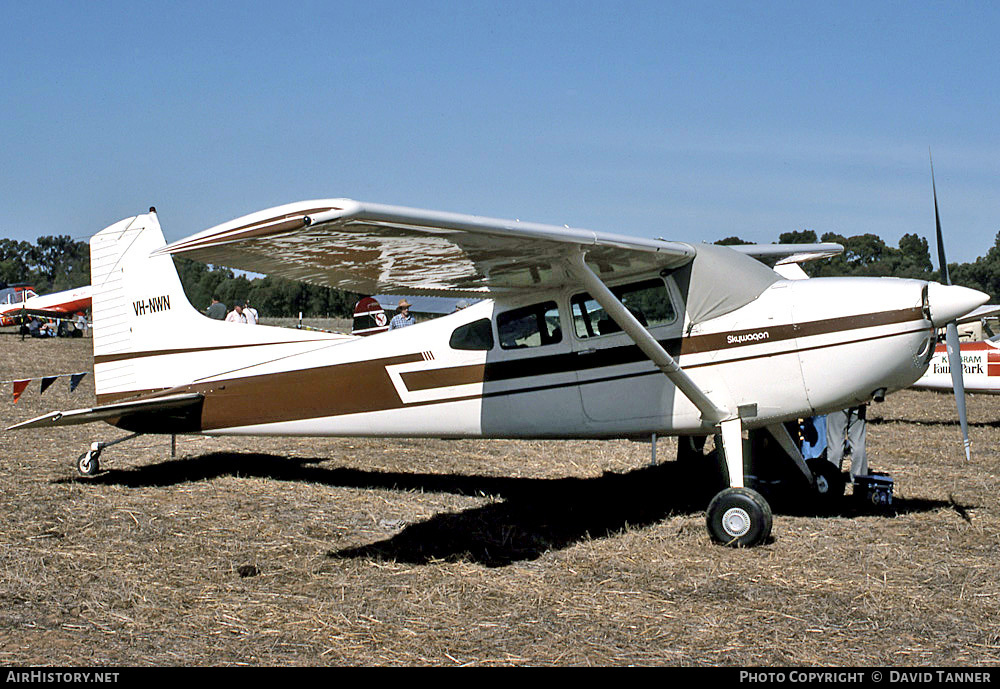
[8,200,988,547]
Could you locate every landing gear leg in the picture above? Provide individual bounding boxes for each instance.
[706,418,773,547]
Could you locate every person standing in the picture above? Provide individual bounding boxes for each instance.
[826,405,868,482]
[243,301,259,325]
[388,299,415,330]
[225,303,247,323]
[207,296,227,320]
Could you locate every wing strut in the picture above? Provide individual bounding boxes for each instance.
[563,251,728,425]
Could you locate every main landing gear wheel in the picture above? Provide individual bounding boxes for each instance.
[706,487,773,547]
[76,448,101,476]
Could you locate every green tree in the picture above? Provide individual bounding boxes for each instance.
[777,230,819,244]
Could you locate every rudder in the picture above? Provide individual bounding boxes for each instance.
[90,210,204,398]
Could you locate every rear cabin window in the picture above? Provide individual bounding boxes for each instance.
[571,278,676,338]
[449,318,494,351]
[497,301,562,349]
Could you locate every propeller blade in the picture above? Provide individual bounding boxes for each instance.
[931,153,971,460]
[945,321,972,461]
[931,157,950,286]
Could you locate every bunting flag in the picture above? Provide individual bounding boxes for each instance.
[1,371,90,402]
[12,379,30,403]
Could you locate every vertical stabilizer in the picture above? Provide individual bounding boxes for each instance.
[90,211,204,398]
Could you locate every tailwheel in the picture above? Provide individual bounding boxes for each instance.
[76,448,101,476]
[706,487,772,547]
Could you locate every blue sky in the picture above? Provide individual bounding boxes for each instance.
[2,1,998,263]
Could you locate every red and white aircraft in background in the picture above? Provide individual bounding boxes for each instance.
[0,284,92,327]
[912,305,1000,394]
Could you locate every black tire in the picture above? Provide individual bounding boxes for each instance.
[77,451,100,476]
[706,487,773,547]
[807,457,846,508]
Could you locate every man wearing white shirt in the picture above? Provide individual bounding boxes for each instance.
[225,304,247,324]
[243,301,259,325]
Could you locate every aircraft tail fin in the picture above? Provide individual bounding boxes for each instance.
[90,210,216,400]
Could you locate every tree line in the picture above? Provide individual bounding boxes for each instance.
[5,230,1000,315]
[0,236,89,294]
[172,258,360,318]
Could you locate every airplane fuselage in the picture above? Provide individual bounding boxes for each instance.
[97,271,936,440]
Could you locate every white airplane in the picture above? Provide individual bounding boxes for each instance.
[8,201,988,547]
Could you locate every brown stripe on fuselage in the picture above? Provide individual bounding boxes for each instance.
[401,364,487,392]
[679,306,923,355]
[200,353,423,430]
[99,306,927,431]
[100,353,424,429]
[94,338,338,366]
[97,387,172,405]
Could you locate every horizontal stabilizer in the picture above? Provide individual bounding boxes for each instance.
[7,393,203,431]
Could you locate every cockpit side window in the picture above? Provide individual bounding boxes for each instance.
[571,278,676,338]
[449,318,494,351]
[497,301,562,349]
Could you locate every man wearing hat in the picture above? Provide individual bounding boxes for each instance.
[388,299,415,330]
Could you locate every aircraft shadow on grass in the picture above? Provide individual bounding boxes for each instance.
[868,416,1000,429]
[60,452,952,568]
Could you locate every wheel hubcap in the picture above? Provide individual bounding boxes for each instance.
[721,507,751,538]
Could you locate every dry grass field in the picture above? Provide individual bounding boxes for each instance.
[1,327,999,666]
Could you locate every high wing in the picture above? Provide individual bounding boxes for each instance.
[155,200,697,296]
